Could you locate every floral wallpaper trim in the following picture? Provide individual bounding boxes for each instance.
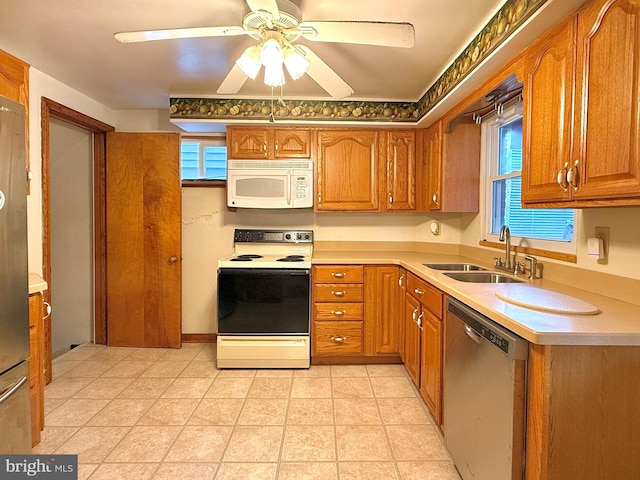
[169,0,543,124]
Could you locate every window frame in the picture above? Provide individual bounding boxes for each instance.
[180,135,227,188]
[480,102,577,256]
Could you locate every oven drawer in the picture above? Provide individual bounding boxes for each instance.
[313,284,364,302]
[313,265,364,284]
[313,302,363,321]
[313,321,363,355]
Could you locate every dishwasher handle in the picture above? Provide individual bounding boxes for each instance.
[447,297,529,361]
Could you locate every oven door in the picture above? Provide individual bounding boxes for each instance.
[218,268,310,335]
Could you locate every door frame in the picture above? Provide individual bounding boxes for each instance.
[41,98,114,377]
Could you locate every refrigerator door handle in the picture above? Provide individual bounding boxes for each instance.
[0,376,28,405]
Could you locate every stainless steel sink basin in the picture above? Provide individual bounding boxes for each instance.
[443,271,525,283]
[424,263,487,271]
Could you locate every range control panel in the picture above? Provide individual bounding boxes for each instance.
[233,229,313,244]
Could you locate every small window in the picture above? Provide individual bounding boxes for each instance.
[482,103,575,253]
[180,136,227,183]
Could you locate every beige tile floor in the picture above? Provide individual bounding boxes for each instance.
[35,343,462,480]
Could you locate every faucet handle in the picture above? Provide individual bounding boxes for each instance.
[514,261,526,275]
[493,256,504,267]
[524,255,539,280]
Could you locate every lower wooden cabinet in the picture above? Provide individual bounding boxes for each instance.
[28,292,45,447]
[364,266,402,356]
[403,293,422,386]
[419,309,443,425]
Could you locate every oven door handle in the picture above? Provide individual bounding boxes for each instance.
[287,170,292,206]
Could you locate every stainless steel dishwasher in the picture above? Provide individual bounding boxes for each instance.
[444,298,529,480]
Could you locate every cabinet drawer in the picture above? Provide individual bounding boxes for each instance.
[313,302,363,321]
[407,273,443,317]
[313,265,364,283]
[314,284,363,302]
[313,321,363,355]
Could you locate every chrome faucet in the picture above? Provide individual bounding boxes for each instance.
[498,225,512,270]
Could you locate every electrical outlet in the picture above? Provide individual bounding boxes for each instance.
[594,226,610,264]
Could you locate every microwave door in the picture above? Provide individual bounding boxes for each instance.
[228,170,289,208]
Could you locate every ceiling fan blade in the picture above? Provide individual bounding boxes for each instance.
[114,25,247,43]
[299,21,415,48]
[296,45,354,99]
[245,0,280,19]
[217,64,250,95]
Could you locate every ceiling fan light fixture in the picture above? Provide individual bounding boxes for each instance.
[259,38,285,68]
[283,45,310,80]
[263,62,285,87]
[236,44,262,79]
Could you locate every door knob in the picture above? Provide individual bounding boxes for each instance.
[168,255,178,264]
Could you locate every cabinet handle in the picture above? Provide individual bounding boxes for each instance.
[557,162,569,192]
[414,288,424,296]
[567,159,579,192]
[331,272,345,278]
[330,336,346,343]
[331,310,345,316]
[417,312,424,329]
[331,291,346,297]
[318,193,322,204]
[432,191,439,203]
[275,141,279,154]
[412,307,419,322]
[389,194,393,204]
[398,274,405,287]
[43,301,52,319]
[263,141,267,156]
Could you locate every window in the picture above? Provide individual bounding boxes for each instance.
[180,136,227,183]
[482,103,575,253]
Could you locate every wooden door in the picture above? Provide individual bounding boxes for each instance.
[316,130,379,211]
[106,132,182,347]
[364,266,401,355]
[384,130,416,211]
[419,309,442,425]
[522,17,576,204]
[425,121,442,211]
[227,127,269,159]
[572,0,640,200]
[273,129,311,158]
[403,293,421,386]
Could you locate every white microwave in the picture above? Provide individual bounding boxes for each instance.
[227,159,314,209]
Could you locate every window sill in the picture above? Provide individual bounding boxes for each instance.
[182,180,226,188]
[479,240,577,263]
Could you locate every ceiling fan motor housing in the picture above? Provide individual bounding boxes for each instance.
[243,0,302,41]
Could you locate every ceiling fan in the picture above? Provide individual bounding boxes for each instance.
[114,0,415,99]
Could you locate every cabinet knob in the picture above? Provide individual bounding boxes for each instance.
[330,336,346,343]
[331,291,345,297]
[168,255,178,264]
[414,288,425,296]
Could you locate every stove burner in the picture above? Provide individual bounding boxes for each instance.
[277,255,306,262]
[230,257,253,262]
[237,254,263,259]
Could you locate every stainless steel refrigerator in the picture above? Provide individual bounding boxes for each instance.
[0,95,31,453]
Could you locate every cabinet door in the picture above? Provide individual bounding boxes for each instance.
[403,293,421,387]
[398,268,407,361]
[572,0,640,200]
[227,127,269,159]
[316,130,379,211]
[364,266,401,356]
[522,17,576,204]
[384,130,416,210]
[28,293,44,447]
[419,309,442,425]
[425,121,442,211]
[273,129,311,158]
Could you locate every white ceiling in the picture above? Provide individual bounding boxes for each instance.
[0,0,511,110]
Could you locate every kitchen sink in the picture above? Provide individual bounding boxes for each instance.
[424,263,487,271]
[443,271,525,283]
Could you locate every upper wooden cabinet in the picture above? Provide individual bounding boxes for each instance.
[418,120,480,212]
[227,126,311,159]
[382,130,416,211]
[316,129,379,211]
[0,49,29,193]
[523,0,640,206]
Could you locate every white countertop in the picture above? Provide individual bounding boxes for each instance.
[312,251,640,346]
[28,273,48,295]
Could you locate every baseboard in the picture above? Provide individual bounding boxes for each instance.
[181,333,217,343]
[311,355,402,365]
